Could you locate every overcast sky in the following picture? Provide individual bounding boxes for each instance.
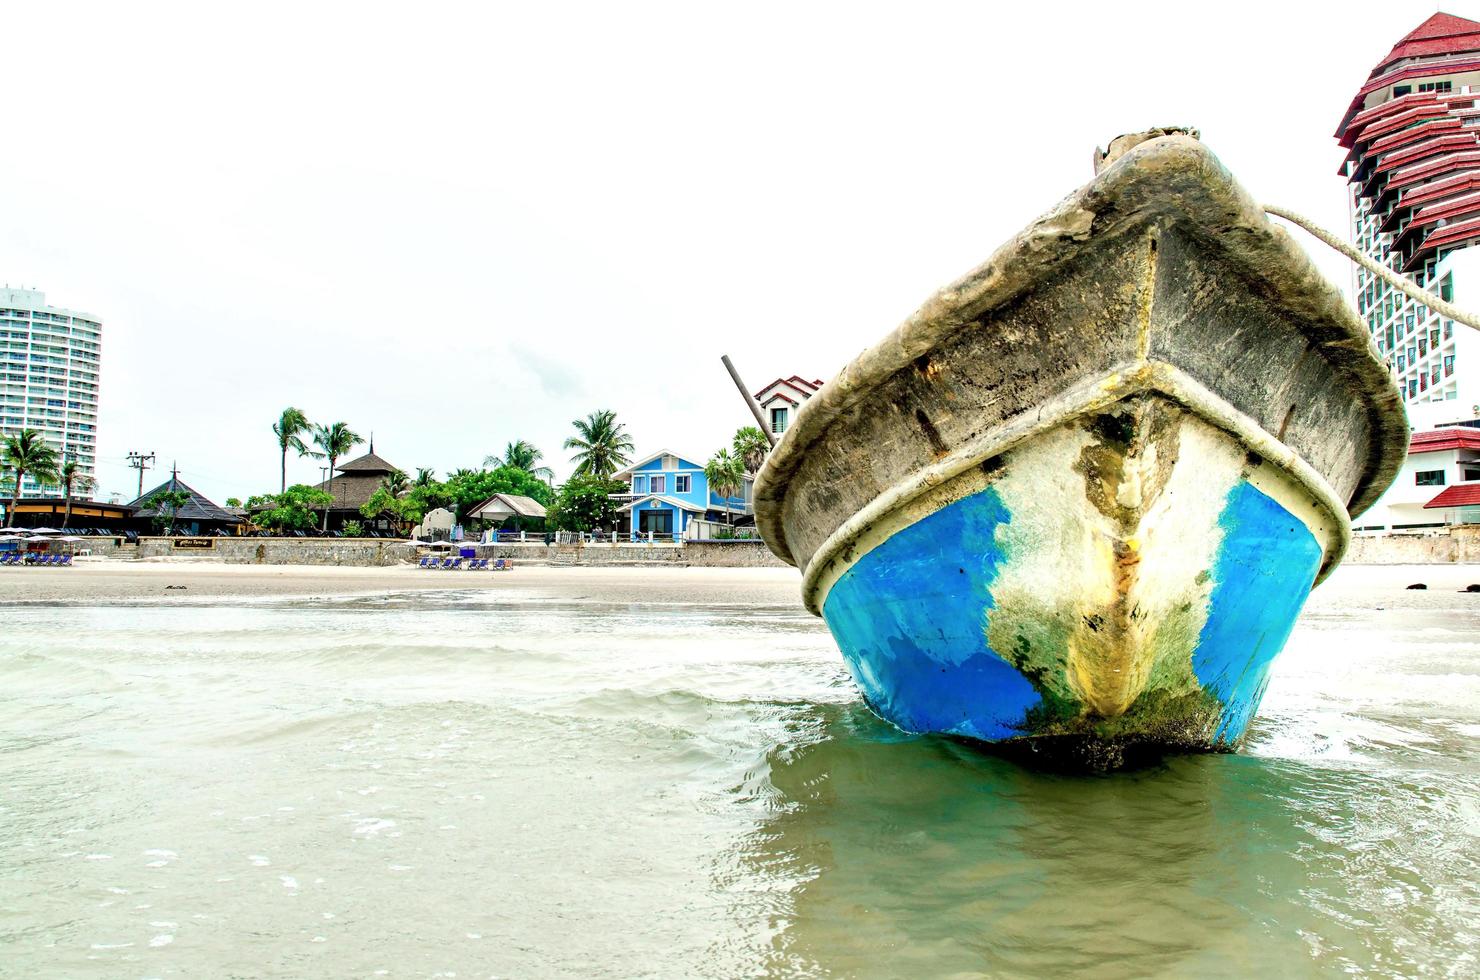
[1,1,1463,503]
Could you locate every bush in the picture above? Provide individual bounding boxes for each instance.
[341,519,365,537]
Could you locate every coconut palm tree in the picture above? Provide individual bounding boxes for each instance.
[732,426,770,475]
[414,467,437,487]
[564,410,634,479]
[3,429,60,525]
[308,421,363,530]
[384,468,410,497]
[272,407,313,494]
[59,460,94,528]
[705,448,745,528]
[488,440,554,481]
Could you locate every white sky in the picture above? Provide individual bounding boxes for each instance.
[1,0,1465,503]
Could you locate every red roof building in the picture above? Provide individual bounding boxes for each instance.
[752,375,825,436]
[1336,13,1480,426]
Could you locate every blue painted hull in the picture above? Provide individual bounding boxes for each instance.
[820,477,1323,754]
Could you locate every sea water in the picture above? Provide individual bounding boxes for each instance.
[1,582,1477,977]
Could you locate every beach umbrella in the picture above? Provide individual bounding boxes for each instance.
[27,527,61,534]
[55,535,83,542]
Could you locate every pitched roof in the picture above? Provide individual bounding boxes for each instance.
[468,493,547,519]
[336,452,400,475]
[1424,482,1480,508]
[130,475,243,524]
[1376,13,1480,74]
[1409,427,1480,453]
[314,470,395,511]
[616,493,708,514]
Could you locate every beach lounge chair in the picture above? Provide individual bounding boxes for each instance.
[60,555,73,566]
[491,558,505,571]
[418,556,432,569]
[439,557,454,570]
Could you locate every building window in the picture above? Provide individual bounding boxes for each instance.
[675,475,690,494]
[1417,80,1453,94]
[1394,84,1412,96]
[1464,468,1480,482]
[650,475,665,495]
[1416,469,1446,487]
[1445,354,1455,377]
[1441,274,1454,303]
[632,475,647,494]
[770,406,789,433]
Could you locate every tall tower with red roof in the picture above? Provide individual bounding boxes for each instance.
[1336,12,1480,426]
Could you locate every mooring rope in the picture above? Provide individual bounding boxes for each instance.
[1263,204,1480,333]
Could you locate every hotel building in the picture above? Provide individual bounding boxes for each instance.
[0,287,102,497]
[1335,12,1480,428]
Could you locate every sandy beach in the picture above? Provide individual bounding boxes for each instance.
[0,557,1475,610]
[0,558,807,606]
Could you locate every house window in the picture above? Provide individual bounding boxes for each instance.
[675,475,690,494]
[1464,468,1480,481]
[1415,469,1446,487]
[1394,85,1412,96]
[650,475,666,494]
[770,406,789,433]
[632,475,647,494]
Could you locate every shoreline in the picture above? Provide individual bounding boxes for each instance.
[0,558,1475,608]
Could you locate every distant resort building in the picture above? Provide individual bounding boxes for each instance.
[311,447,404,532]
[752,375,824,436]
[1354,426,1480,532]
[130,472,243,536]
[6,496,135,533]
[610,450,754,539]
[0,286,103,498]
[1336,12,1480,428]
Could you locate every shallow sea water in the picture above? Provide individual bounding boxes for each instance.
[1,583,1478,978]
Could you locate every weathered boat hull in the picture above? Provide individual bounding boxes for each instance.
[753,135,1407,764]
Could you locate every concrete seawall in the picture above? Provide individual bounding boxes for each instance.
[1348,526,1480,564]
[79,536,790,568]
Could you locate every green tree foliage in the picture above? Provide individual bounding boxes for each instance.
[3,429,60,521]
[254,484,334,532]
[225,497,243,508]
[446,466,554,520]
[547,475,625,532]
[341,519,365,537]
[732,426,770,475]
[308,422,363,530]
[563,410,634,479]
[272,407,312,494]
[489,440,554,480]
[384,469,410,497]
[149,488,193,534]
[59,459,93,529]
[705,448,746,526]
[414,467,437,487]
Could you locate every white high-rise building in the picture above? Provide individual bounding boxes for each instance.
[1335,12,1480,428]
[0,287,102,497]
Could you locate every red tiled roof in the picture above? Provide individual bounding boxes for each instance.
[1424,483,1480,508]
[1410,427,1480,453]
[1376,13,1480,74]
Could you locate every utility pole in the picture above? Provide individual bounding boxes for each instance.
[126,451,156,499]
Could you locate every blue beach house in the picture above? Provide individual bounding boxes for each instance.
[610,450,753,540]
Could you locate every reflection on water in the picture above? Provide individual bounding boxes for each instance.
[0,586,1476,977]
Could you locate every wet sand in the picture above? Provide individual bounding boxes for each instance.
[0,558,1474,611]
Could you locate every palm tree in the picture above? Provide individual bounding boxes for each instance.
[488,440,554,481]
[563,410,634,479]
[59,460,94,528]
[414,467,437,487]
[705,448,745,528]
[272,407,312,494]
[384,468,410,497]
[3,429,60,524]
[732,426,770,475]
[308,422,363,530]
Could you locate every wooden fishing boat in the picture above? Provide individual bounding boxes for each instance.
[752,131,1408,767]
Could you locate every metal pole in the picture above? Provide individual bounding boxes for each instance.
[721,355,777,448]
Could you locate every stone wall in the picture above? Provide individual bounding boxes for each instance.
[1347,526,1480,564]
[683,540,791,568]
[75,536,792,568]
